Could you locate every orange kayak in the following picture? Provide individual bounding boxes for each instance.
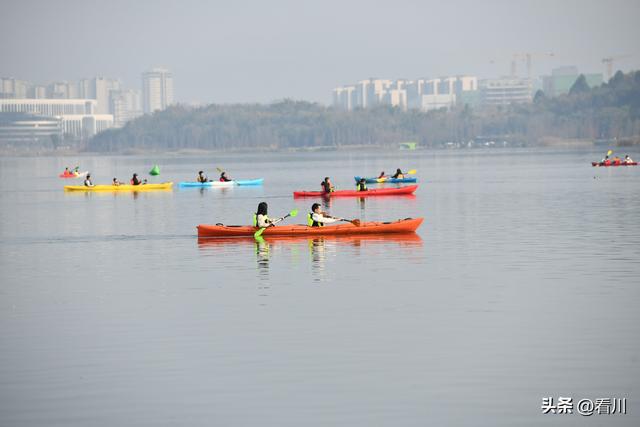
[197,217,424,238]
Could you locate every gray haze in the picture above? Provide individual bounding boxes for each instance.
[1,0,639,104]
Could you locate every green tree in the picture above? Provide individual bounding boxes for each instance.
[569,75,590,95]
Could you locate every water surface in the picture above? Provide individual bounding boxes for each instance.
[1,148,639,426]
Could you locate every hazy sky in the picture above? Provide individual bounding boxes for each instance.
[1,0,639,104]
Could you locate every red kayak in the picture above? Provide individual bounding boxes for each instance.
[592,161,637,167]
[197,217,424,238]
[294,185,418,198]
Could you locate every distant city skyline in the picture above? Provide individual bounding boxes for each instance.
[1,0,639,104]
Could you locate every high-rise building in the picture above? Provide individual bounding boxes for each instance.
[0,77,29,98]
[110,89,143,127]
[77,77,121,114]
[332,86,356,111]
[142,68,173,113]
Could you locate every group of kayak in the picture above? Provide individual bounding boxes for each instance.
[592,154,637,167]
[62,168,265,191]
[198,167,423,238]
[293,168,418,198]
[60,164,424,237]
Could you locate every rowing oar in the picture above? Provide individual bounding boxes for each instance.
[254,209,299,238]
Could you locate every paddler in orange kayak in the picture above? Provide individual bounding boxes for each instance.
[307,203,359,227]
[254,202,276,228]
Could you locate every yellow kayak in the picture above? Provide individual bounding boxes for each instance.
[64,182,174,192]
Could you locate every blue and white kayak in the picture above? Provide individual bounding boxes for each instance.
[235,178,264,186]
[354,176,417,184]
[178,178,264,188]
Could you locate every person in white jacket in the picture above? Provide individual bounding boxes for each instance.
[308,203,341,227]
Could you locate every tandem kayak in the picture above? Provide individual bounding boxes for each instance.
[197,217,424,238]
[592,162,637,167]
[354,176,417,184]
[293,185,418,198]
[178,178,264,187]
[59,171,88,178]
[64,182,173,192]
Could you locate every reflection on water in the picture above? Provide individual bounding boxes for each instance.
[198,233,423,283]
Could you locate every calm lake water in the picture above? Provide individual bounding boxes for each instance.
[1,148,639,426]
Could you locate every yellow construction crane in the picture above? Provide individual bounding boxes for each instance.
[602,55,631,80]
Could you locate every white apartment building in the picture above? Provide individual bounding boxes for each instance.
[142,68,174,113]
[334,75,478,111]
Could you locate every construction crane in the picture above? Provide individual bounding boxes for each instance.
[602,55,631,80]
[510,52,555,79]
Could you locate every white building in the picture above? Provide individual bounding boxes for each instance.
[479,78,532,105]
[0,99,113,138]
[421,94,456,111]
[142,68,174,113]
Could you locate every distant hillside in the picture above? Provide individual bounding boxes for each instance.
[88,70,640,152]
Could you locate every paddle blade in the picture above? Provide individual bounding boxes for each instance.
[607,150,613,156]
[216,167,224,173]
[407,169,417,175]
[351,219,361,227]
[289,209,298,218]
[149,165,160,176]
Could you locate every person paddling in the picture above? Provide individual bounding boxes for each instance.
[378,171,387,179]
[321,177,335,194]
[63,167,71,176]
[624,154,634,164]
[220,171,232,182]
[307,203,362,227]
[84,173,94,187]
[197,171,209,183]
[112,178,121,186]
[356,178,368,191]
[392,168,404,179]
[131,173,144,185]
[254,202,277,228]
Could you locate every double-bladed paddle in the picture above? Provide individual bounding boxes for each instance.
[254,209,299,238]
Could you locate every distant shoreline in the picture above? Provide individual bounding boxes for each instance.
[2,140,639,158]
